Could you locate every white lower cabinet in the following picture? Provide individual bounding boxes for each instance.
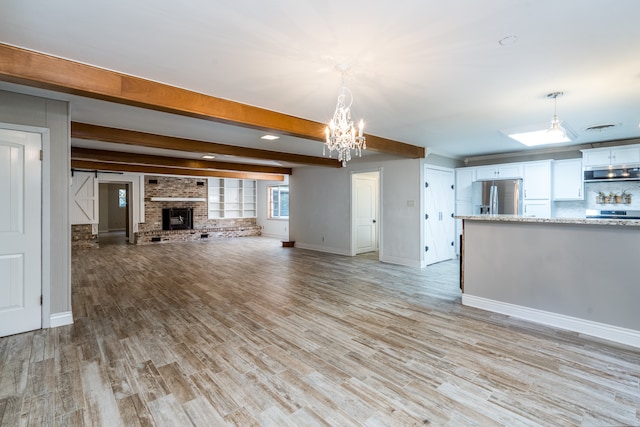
[524,200,551,218]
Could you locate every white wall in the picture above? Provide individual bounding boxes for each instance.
[256,175,289,240]
[290,157,424,265]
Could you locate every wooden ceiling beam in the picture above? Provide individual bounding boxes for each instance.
[71,160,284,181]
[71,122,339,167]
[0,44,425,159]
[71,147,293,175]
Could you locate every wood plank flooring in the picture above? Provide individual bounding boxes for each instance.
[1,237,639,426]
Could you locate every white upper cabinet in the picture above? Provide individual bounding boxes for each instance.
[475,163,523,180]
[582,145,640,167]
[553,159,583,201]
[455,167,475,201]
[523,161,552,200]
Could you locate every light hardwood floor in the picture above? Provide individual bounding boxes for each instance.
[1,237,639,426]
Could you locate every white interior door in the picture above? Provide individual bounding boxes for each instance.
[354,172,379,254]
[0,128,42,337]
[425,167,456,265]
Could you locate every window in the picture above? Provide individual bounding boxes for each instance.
[118,188,127,208]
[268,185,289,219]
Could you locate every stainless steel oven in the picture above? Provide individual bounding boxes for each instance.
[585,209,640,219]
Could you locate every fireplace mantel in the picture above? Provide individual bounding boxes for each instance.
[150,197,206,202]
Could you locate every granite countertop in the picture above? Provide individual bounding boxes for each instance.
[456,215,640,227]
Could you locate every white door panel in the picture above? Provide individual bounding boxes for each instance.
[0,129,42,337]
[355,174,378,254]
[425,167,456,265]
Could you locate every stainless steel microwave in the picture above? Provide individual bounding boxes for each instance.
[584,167,640,182]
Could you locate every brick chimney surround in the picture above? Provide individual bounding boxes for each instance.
[135,176,261,245]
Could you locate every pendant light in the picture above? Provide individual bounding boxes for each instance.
[546,91,567,140]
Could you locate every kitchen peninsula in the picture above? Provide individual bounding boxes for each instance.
[458,215,640,348]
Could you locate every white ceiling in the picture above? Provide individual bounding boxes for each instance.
[2,0,640,162]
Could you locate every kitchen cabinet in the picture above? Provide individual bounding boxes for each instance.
[523,161,551,200]
[455,167,475,201]
[582,145,640,167]
[475,163,523,180]
[553,159,583,200]
[454,167,475,256]
[524,200,551,218]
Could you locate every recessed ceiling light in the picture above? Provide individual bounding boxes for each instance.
[202,155,215,159]
[261,134,280,140]
[498,35,518,46]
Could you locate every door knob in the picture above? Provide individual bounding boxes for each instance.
[372,219,376,223]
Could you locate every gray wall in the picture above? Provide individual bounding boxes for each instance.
[425,153,464,169]
[464,137,640,167]
[290,157,424,266]
[464,220,640,330]
[0,90,70,316]
[289,153,461,266]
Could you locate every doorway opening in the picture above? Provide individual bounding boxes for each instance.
[351,170,380,258]
[98,182,131,245]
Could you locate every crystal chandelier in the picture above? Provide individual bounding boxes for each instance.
[324,68,366,167]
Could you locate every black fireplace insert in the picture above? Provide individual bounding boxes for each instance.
[162,208,193,230]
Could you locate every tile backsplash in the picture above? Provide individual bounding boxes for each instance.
[554,200,586,218]
[554,181,640,218]
[584,181,640,210]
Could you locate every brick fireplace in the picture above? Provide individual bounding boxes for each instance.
[135,176,261,244]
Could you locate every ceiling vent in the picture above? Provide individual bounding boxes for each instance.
[584,123,619,132]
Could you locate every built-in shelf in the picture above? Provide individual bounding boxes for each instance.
[208,178,257,218]
[150,197,206,202]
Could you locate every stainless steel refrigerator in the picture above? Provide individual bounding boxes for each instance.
[472,179,523,215]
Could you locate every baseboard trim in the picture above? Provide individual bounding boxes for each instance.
[260,232,288,240]
[294,242,351,256]
[380,255,422,268]
[462,294,640,349]
[49,311,74,328]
